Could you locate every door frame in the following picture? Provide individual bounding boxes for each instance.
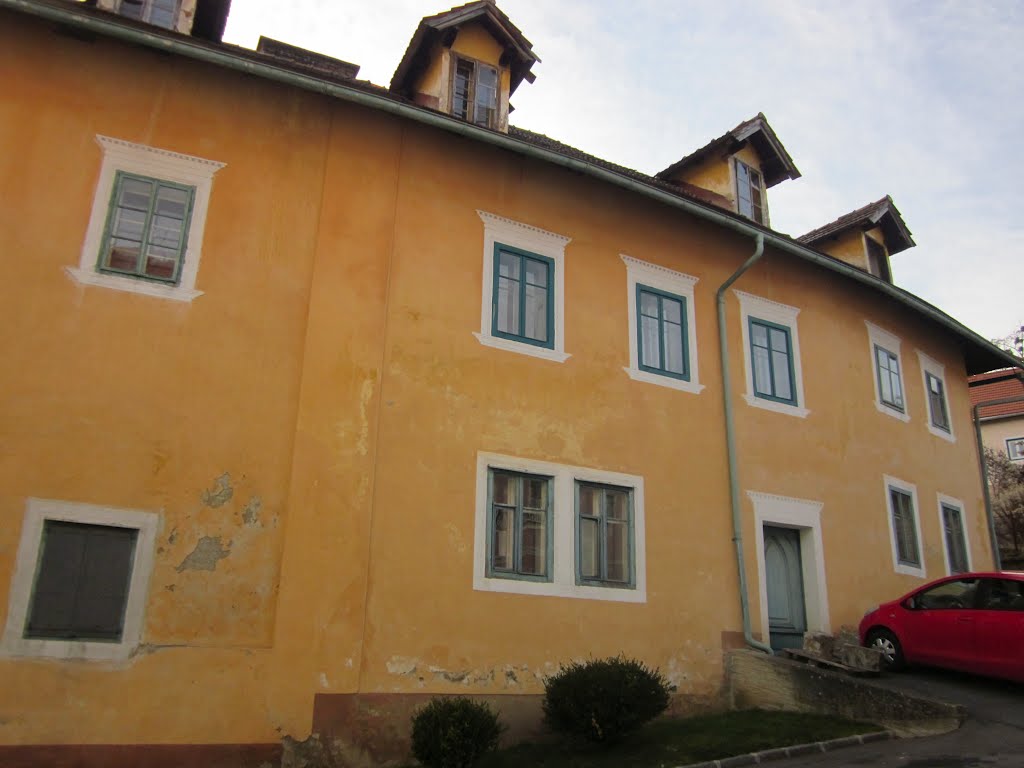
[749,491,830,645]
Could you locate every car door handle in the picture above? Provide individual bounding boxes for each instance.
[957,616,973,623]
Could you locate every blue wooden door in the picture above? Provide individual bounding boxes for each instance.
[764,526,807,651]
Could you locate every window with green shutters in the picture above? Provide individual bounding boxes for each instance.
[941,503,969,574]
[636,285,689,380]
[576,481,634,588]
[889,487,921,568]
[492,244,555,349]
[749,317,796,405]
[25,521,138,642]
[487,469,552,581]
[98,171,195,284]
[875,345,905,411]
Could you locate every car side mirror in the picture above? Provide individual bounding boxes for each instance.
[902,597,917,610]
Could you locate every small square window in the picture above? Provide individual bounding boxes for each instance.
[735,159,766,224]
[492,245,554,349]
[451,56,499,129]
[749,318,796,405]
[1007,437,1024,462]
[884,476,925,578]
[576,482,634,588]
[486,469,552,581]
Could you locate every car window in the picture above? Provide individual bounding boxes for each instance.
[979,578,1024,611]
[913,578,977,610]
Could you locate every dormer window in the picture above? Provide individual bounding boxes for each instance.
[116,0,179,29]
[865,236,892,281]
[452,56,499,129]
[735,159,765,224]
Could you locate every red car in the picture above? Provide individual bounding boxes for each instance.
[859,571,1024,683]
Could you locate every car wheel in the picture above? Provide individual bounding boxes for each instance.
[867,628,905,671]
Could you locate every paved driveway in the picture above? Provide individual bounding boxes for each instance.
[781,667,1024,767]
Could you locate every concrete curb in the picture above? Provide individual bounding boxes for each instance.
[675,730,896,768]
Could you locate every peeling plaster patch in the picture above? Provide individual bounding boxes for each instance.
[241,496,262,526]
[345,657,354,668]
[165,584,176,592]
[445,522,467,554]
[356,378,374,456]
[167,527,178,544]
[175,536,230,572]
[386,656,418,676]
[665,657,687,691]
[319,673,329,689]
[201,473,233,507]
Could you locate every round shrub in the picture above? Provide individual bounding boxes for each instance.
[542,655,671,744]
[410,697,503,768]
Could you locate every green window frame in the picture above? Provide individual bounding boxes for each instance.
[875,345,905,411]
[926,372,950,432]
[98,171,195,285]
[889,487,921,568]
[486,468,552,581]
[735,159,765,224]
[575,481,634,588]
[491,244,555,349]
[636,284,689,380]
[749,317,797,405]
[941,503,969,574]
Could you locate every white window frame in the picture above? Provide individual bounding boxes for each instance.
[67,135,224,303]
[474,211,570,363]
[473,452,645,603]
[1,498,159,661]
[916,350,955,443]
[865,321,909,422]
[621,255,703,394]
[1007,437,1024,462]
[936,494,971,576]
[749,491,830,644]
[734,290,808,418]
[883,475,926,578]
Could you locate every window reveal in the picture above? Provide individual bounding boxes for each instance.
[452,57,499,129]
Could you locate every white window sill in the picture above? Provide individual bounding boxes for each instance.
[894,562,926,579]
[743,393,810,419]
[623,367,705,394]
[474,574,645,603]
[927,424,956,443]
[876,401,911,422]
[66,267,203,303]
[473,332,571,363]
[0,636,136,662]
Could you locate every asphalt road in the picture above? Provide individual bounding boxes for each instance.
[780,667,1024,768]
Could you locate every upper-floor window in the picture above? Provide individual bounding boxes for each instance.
[735,291,808,418]
[865,321,908,422]
[917,351,955,442]
[735,159,765,224]
[750,318,795,404]
[1007,437,1024,462]
[637,286,688,380]
[884,476,924,578]
[116,0,179,30]
[452,56,498,129]
[939,497,970,575]
[865,236,891,281]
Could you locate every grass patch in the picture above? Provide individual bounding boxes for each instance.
[474,710,878,768]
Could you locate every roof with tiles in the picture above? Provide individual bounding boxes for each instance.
[969,369,1024,419]
[798,195,915,255]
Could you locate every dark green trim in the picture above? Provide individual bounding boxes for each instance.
[97,170,195,285]
[874,344,905,412]
[635,283,689,381]
[490,243,555,350]
[748,316,797,406]
[574,480,635,589]
[485,468,553,583]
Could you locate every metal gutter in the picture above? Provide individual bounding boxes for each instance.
[3,0,1018,373]
[716,234,773,654]
[973,393,1024,571]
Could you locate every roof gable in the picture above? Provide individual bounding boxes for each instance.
[798,195,915,255]
[390,0,539,97]
[655,112,801,188]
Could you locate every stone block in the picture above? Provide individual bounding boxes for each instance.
[835,642,883,671]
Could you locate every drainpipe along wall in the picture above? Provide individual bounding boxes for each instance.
[973,389,1024,571]
[716,233,773,654]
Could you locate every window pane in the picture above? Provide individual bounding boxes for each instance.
[112,207,146,240]
[144,254,178,280]
[639,291,659,317]
[662,297,681,324]
[496,276,520,335]
[751,322,768,347]
[492,507,513,571]
[524,477,547,510]
[521,511,546,576]
[524,283,548,342]
[879,365,893,404]
[578,484,599,517]
[640,315,661,368]
[579,517,599,579]
[917,578,977,609]
[118,178,154,210]
[107,240,143,271]
[606,520,629,582]
[154,185,188,218]
[452,59,472,120]
[753,345,772,395]
[769,327,788,353]
[663,321,684,374]
[606,490,628,521]
[772,351,792,400]
[524,258,547,287]
[118,0,145,20]
[981,579,1024,611]
[492,472,516,505]
[148,215,184,249]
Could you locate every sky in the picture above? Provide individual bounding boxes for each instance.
[223,0,1023,344]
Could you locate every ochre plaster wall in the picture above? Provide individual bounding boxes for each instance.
[0,9,995,753]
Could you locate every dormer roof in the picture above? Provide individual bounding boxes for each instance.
[798,196,915,255]
[389,0,539,98]
[655,112,801,188]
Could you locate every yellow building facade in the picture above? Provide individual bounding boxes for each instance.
[0,1,1017,765]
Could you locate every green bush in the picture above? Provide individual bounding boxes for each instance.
[410,697,503,768]
[542,655,671,744]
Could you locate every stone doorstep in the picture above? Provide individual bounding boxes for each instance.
[674,730,895,768]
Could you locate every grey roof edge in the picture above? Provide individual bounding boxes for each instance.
[5,0,1018,375]
[799,195,915,255]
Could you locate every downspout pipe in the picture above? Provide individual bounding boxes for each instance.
[716,233,772,654]
[973,391,1024,571]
